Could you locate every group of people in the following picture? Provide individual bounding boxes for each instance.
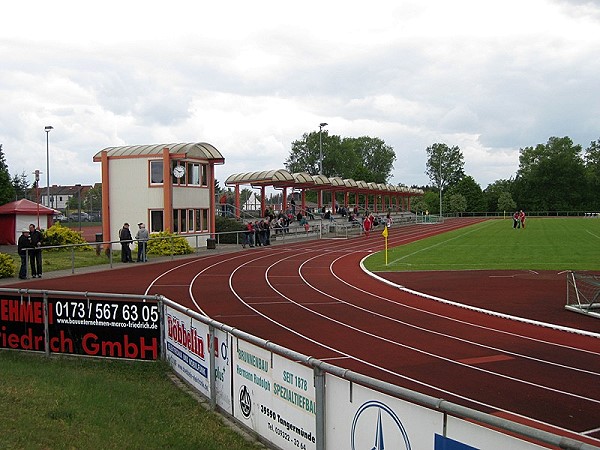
[512,210,526,229]
[242,218,273,248]
[17,224,43,279]
[119,222,149,262]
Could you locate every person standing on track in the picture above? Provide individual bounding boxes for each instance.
[363,212,372,237]
[119,222,133,263]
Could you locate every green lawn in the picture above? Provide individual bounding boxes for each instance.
[364,218,600,272]
[0,351,262,450]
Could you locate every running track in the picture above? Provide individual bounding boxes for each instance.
[10,218,600,447]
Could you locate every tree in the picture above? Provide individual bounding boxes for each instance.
[0,145,15,205]
[447,193,467,214]
[448,175,486,212]
[497,191,517,212]
[514,136,586,211]
[285,132,395,182]
[341,136,396,182]
[483,179,514,212]
[584,138,600,209]
[84,185,102,213]
[12,171,31,201]
[425,143,465,216]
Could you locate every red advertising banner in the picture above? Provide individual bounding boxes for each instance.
[0,295,160,360]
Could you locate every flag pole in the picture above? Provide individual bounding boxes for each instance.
[382,225,388,265]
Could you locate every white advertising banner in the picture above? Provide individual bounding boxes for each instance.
[325,374,442,450]
[164,306,210,397]
[232,340,317,450]
[442,415,546,449]
[214,329,232,415]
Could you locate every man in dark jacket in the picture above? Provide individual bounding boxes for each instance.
[17,228,32,279]
[119,223,133,262]
[28,224,43,278]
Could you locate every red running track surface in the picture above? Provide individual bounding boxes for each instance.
[10,218,600,446]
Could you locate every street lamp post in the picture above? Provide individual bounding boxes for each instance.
[318,122,328,175]
[318,122,328,209]
[76,184,82,231]
[44,126,53,208]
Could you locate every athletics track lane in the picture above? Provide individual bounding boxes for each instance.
[9,218,600,446]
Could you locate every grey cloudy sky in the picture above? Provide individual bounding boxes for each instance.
[1,0,599,191]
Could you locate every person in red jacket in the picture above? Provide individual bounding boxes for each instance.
[519,210,526,229]
[363,213,373,237]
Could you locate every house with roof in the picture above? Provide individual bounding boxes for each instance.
[0,199,55,245]
[39,185,94,212]
[93,143,224,248]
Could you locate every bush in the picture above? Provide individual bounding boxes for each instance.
[0,253,16,278]
[145,231,193,256]
[43,223,94,251]
[215,216,245,244]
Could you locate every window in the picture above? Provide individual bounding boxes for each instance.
[170,161,206,186]
[201,164,208,186]
[150,210,163,232]
[150,160,163,184]
[188,163,200,185]
[171,208,209,233]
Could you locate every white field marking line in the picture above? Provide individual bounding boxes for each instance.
[583,425,600,436]
[586,230,600,239]
[143,249,289,315]
[388,221,494,266]
[359,256,600,349]
[227,254,508,414]
[284,254,600,402]
[326,253,600,375]
[261,251,600,433]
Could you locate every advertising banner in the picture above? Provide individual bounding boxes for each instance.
[232,340,317,450]
[1,294,160,360]
[441,415,546,449]
[164,306,211,397]
[214,329,233,415]
[325,374,442,450]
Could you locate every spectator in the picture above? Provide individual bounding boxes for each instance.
[17,228,32,279]
[119,223,133,262]
[136,223,149,262]
[28,223,43,278]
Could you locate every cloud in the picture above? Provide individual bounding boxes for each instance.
[1,0,600,192]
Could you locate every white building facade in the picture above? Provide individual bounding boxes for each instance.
[93,143,224,248]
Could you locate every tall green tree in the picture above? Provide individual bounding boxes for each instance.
[497,192,517,212]
[584,138,600,209]
[514,136,586,211]
[483,179,514,212]
[285,132,395,182]
[0,145,16,205]
[12,171,30,201]
[447,193,467,214]
[448,175,486,212]
[424,143,465,215]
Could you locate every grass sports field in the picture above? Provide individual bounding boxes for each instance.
[364,217,600,272]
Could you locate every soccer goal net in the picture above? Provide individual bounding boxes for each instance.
[565,271,600,319]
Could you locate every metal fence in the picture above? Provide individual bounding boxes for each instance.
[0,287,596,450]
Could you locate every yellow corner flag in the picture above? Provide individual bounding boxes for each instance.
[382,225,388,265]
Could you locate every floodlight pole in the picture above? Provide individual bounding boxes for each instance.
[318,122,328,208]
[45,126,53,207]
[318,122,327,175]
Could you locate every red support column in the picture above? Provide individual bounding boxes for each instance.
[235,185,240,219]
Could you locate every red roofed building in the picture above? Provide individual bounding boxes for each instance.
[0,199,55,245]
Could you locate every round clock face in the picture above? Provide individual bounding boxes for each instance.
[173,165,185,178]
